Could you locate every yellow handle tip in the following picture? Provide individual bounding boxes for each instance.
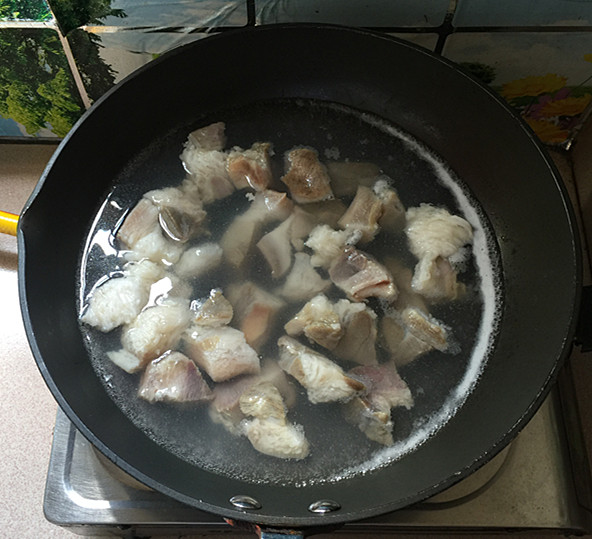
[0,210,19,236]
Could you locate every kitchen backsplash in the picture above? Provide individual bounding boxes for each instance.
[1,0,592,148]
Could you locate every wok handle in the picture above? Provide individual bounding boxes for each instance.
[0,210,18,236]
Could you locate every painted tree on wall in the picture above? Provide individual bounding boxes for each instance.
[49,0,125,102]
[0,0,125,136]
[0,28,83,136]
[66,29,117,102]
[48,0,126,35]
[0,0,51,21]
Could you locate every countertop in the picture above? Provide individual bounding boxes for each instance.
[0,143,65,537]
[1,127,592,538]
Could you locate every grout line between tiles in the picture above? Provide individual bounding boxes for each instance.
[56,28,92,110]
[0,20,55,28]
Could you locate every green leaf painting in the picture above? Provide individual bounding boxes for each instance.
[0,0,52,21]
[0,28,83,136]
[66,29,117,102]
[48,0,126,35]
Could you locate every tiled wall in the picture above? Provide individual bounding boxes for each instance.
[1,0,592,148]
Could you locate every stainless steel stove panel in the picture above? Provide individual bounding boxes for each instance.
[44,388,589,536]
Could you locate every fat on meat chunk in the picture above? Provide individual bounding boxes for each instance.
[405,204,473,260]
[239,380,287,421]
[284,294,343,350]
[184,325,260,382]
[277,336,366,404]
[351,363,413,410]
[121,298,192,365]
[344,397,394,446]
[240,380,311,459]
[227,281,285,350]
[181,122,234,204]
[117,198,160,249]
[227,142,273,191]
[373,179,406,234]
[186,121,226,151]
[220,212,259,269]
[337,180,406,242]
[175,242,223,279]
[147,272,193,304]
[181,150,235,205]
[138,351,213,404]
[255,359,298,409]
[380,314,433,367]
[329,246,398,302]
[144,187,207,243]
[326,161,381,197]
[106,348,144,374]
[412,255,465,302]
[125,228,185,265]
[337,185,383,243]
[144,187,206,227]
[221,190,294,268]
[80,260,164,332]
[247,189,294,222]
[278,253,331,302]
[384,257,428,312]
[209,374,260,435]
[191,288,233,327]
[256,216,294,278]
[284,200,344,251]
[304,224,359,269]
[344,363,413,445]
[401,306,453,353]
[128,257,170,284]
[284,296,378,363]
[281,148,333,204]
[300,199,348,229]
[288,206,318,251]
[242,417,309,460]
[332,299,378,365]
[209,359,297,434]
[116,198,184,265]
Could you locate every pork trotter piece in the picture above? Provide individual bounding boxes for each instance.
[138,351,213,404]
[184,325,260,382]
[277,336,366,404]
[344,362,413,445]
[329,246,398,302]
[281,147,333,204]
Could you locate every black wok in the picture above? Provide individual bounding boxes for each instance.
[19,24,581,533]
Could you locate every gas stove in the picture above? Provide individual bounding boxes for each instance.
[44,371,591,537]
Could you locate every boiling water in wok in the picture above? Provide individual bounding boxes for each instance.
[78,99,501,486]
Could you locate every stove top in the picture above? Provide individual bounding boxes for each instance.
[44,382,591,537]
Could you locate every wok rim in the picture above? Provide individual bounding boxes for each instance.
[18,23,582,528]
